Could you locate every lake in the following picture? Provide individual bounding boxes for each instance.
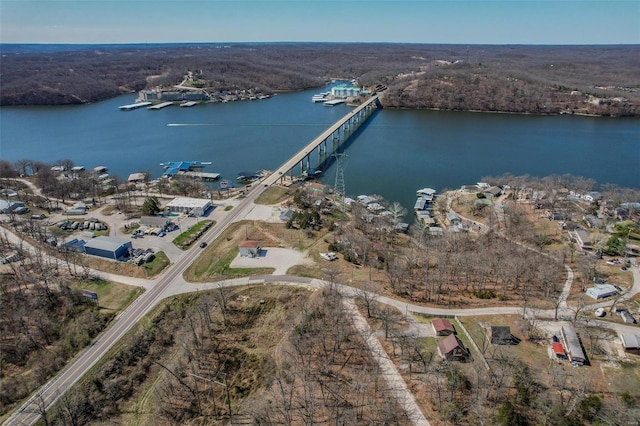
[1,83,638,213]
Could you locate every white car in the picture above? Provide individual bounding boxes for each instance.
[320,252,337,261]
[595,308,606,317]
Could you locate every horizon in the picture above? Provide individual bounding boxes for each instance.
[1,1,638,45]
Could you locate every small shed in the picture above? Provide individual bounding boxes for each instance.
[446,212,461,225]
[239,241,260,257]
[432,318,456,336]
[280,209,294,222]
[489,326,514,345]
[619,333,640,354]
[552,342,567,359]
[437,334,469,361]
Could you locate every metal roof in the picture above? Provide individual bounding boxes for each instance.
[84,236,130,252]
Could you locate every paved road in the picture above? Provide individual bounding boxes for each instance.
[3,181,270,426]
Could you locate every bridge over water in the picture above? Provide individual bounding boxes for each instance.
[262,94,381,187]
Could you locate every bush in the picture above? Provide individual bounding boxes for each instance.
[473,290,496,299]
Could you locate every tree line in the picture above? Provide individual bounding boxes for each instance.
[2,43,638,116]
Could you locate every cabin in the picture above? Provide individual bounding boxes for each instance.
[489,326,515,345]
[437,334,469,361]
[432,318,456,336]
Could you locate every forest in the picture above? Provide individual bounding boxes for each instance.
[1,43,639,116]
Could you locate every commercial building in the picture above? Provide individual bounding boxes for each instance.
[84,236,132,260]
[165,197,212,217]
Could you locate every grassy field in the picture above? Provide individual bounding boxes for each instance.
[172,220,213,249]
[184,221,276,281]
[255,186,291,205]
[141,251,170,277]
[71,278,144,314]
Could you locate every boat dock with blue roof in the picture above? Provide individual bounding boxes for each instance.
[160,161,220,180]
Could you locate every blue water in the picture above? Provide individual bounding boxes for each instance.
[1,83,639,214]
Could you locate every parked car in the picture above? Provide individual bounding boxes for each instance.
[552,335,560,343]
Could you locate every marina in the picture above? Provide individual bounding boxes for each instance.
[323,99,345,107]
[118,102,152,111]
[147,101,174,110]
[160,161,219,180]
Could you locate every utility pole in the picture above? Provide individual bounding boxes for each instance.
[333,153,347,210]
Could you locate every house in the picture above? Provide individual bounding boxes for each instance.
[569,229,592,250]
[619,333,640,354]
[446,212,461,225]
[0,200,25,214]
[489,326,515,345]
[585,284,619,300]
[583,191,602,202]
[127,172,147,183]
[437,334,469,361]
[239,240,260,257]
[279,209,294,222]
[483,186,503,198]
[432,318,456,336]
[84,236,132,260]
[561,326,586,365]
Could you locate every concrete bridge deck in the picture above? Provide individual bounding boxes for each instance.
[262,94,380,187]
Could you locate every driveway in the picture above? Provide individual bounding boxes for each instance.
[230,247,312,275]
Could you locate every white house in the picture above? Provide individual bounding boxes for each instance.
[585,283,618,300]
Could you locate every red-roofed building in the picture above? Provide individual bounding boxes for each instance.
[552,342,567,359]
[437,334,469,361]
[432,318,456,336]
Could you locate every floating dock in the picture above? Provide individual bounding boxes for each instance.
[180,101,198,107]
[323,99,345,107]
[147,101,174,110]
[119,102,152,111]
[178,171,221,181]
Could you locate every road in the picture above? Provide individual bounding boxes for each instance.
[3,180,270,426]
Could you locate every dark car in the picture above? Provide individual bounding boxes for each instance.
[552,335,560,343]
[199,242,207,248]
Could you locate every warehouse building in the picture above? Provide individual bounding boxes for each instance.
[84,236,132,260]
[166,197,212,217]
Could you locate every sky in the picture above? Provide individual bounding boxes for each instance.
[1,0,638,45]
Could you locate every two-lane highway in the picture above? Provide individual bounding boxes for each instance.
[4,99,375,425]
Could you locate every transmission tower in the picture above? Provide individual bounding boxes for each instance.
[333,153,346,209]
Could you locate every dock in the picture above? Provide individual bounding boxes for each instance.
[178,171,221,181]
[118,102,152,111]
[147,101,174,110]
[323,99,346,107]
[180,101,198,107]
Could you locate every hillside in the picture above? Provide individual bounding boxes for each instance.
[1,43,639,116]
